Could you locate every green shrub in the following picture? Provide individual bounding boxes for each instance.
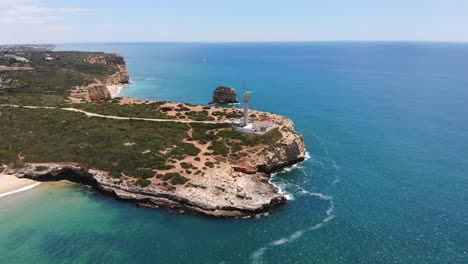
[162,172,190,185]
[180,162,192,169]
[211,140,229,156]
[136,179,151,187]
[204,162,214,168]
[231,143,242,153]
[162,172,180,181]
[137,169,155,179]
[170,175,189,185]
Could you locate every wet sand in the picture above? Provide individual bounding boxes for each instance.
[0,173,39,198]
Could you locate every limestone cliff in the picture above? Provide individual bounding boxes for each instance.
[85,54,126,65]
[209,86,238,104]
[256,117,306,172]
[10,164,287,217]
[70,54,129,102]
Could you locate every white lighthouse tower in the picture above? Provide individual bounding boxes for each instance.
[243,81,251,127]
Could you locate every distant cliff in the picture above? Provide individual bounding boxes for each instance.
[70,54,129,102]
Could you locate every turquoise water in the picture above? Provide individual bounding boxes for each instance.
[1,42,467,263]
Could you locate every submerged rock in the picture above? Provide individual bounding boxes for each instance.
[209,86,238,104]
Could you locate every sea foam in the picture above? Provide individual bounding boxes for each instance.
[0,182,41,198]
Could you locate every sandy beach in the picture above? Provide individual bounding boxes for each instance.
[107,84,124,98]
[0,173,39,198]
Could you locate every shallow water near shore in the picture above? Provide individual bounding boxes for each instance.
[1,42,467,263]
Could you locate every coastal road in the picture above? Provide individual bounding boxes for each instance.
[0,104,229,124]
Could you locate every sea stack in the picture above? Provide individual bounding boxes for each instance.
[209,86,238,104]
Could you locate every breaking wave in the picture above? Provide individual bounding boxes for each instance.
[250,186,336,264]
[252,144,340,264]
[0,182,41,198]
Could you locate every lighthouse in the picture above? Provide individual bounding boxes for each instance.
[243,91,251,126]
[242,81,251,127]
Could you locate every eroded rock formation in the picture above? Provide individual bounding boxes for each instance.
[209,86,238,104]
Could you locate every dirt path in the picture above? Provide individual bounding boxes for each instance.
[0,104,229,124]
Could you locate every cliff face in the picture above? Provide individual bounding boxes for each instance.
[209,86,238,104]
[70,54,129,102]
[85,54,126,66]
[256,118,306,172]
[227,114,306,175]
[10,164,287,218]
[104,67,129,85]
[86,54,130,85]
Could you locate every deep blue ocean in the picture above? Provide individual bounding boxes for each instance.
[0,42,467,263]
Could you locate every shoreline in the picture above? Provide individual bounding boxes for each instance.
[0,173,40,198]
[107,84,125,98]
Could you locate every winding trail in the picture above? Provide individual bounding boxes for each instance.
[0,104,228,124]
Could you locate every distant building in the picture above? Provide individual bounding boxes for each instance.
[253,118,273,132]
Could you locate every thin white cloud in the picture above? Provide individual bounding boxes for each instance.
[0,0,90,24]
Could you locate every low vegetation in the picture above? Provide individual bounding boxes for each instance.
[0,51,119,106]
[162,172,190,185]
[72,100,169,119]
[136,178,151,187]
[0,107,198,179]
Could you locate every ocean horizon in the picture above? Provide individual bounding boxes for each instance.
[1,42,467,263]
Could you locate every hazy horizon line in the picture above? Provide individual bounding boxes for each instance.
[2,40,468,46]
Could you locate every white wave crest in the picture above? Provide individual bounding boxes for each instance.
[250,188,335,264]
[251,247,267,264]
[0,182,41,198]
[252,144,342,263]
[144,77,161,81]
[270,178,295,201]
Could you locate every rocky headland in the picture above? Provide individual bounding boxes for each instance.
[3,106,305,218]
[0,49,306,218]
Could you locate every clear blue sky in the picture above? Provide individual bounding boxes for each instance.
[1,0,467,44]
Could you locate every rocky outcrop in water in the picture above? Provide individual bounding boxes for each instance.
[209,86,238,104]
